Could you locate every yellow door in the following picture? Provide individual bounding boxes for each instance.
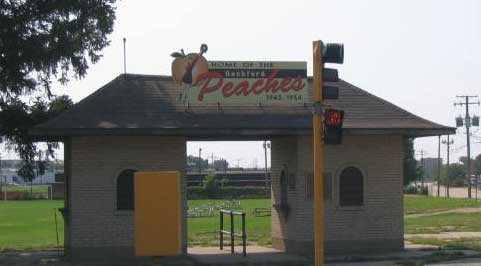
[135,171,181,256]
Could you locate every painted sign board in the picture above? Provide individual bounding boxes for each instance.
[135,171,181,257]
[171,45,308,106]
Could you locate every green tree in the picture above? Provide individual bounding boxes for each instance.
[415,165,424,185]
[459,156,475,170]
[202,172,218,198]
[447,163,466,187]
[474,154,481,176]
[0,1,116,179]
[1,95,73,180]
[440,164,449,185]
[403,137,418,186]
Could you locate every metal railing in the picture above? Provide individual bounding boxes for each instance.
[219,209,246,257]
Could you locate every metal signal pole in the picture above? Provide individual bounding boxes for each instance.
[312,40,324,266]
[454,95,480,199]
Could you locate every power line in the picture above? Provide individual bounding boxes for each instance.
[450,143,467,153]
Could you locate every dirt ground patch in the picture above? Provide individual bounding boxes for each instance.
[406,232,481,239]
[405,208,481,218]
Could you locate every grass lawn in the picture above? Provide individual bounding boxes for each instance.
[187,199,271,247]
[0,198,270,251]
[404,195,481,215]
[404,195,481,236]
[3,195,480,251]
[405,212,481,234]
[0,200,64,251]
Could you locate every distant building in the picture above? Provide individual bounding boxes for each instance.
[418,157,442,181]
[187,170,271,187]
[0,159,63,185]
[0,168,20,184]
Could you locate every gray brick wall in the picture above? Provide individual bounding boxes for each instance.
[271,135,404,254]
[69,136,187,252]
[67,134,403,258]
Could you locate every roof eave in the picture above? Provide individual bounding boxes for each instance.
[29,126,456,141]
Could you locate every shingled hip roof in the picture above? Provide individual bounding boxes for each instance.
[30,74,454,139]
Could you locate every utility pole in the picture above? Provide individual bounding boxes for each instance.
[454,95,480,199]
[224,159,228,181]
[437,135,441,197]
[442,136,453,198]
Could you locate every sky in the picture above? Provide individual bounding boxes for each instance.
[2,0,481,167]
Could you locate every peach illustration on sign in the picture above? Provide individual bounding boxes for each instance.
[171,44,209,85]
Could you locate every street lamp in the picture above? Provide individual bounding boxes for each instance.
[198,148,202,174]
[263,141,271,189]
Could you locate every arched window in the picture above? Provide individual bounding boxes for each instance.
[117,169,137,210]
[339,167,363,206]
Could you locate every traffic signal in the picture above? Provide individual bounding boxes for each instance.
[322,43,344,100]
[473,116,479,127]
[323,109,344,145]
[321,42,344,144]
[323,43,344,64]
[456,116,463,127]
[322,68,339,99]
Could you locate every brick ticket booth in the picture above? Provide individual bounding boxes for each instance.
[30,74,454,261]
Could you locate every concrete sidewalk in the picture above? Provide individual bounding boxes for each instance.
[188,244,481,265]
[2,245,481,266]
[427,257,481,265]
[328,258,481,266]
[188,246,310,265]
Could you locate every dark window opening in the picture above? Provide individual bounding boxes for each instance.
[305,172,332,201]
[288,173,296,191]
[117,169,137,210]
[278,166,289,219]
[305,172,313,200]
[324,172,332,201]
[339,167,363,206]
[280,167,288,207]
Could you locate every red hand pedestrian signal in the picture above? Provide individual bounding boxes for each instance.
[323,109,344,145]
[325,109,343,126]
